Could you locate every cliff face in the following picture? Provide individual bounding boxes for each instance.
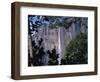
[38,17,88,65]
[63,17,87,45]
[59,17,88,60]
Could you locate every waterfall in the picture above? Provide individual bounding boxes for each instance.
[58,27,61,65]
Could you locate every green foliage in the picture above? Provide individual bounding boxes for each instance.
[47,16,61,29]
[48,24,57,29]
[47,48,59,65]
[61,33,88,65]
[46,16,58,22]
[28,40,60,66]
[47,17,82,30]
[28,38,46,66]
[28,15,47,66]
[61,17,74,29]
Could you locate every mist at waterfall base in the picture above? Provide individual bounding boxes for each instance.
[28,15,88,66]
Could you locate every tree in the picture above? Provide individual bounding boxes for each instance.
[28,15,47,66]
[47,48,59,65]
[28,38,47,66]
[61,33,88,65]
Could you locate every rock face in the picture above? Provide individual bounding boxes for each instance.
[39,17,88,65]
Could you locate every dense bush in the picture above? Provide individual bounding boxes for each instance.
[61,33,88,65]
